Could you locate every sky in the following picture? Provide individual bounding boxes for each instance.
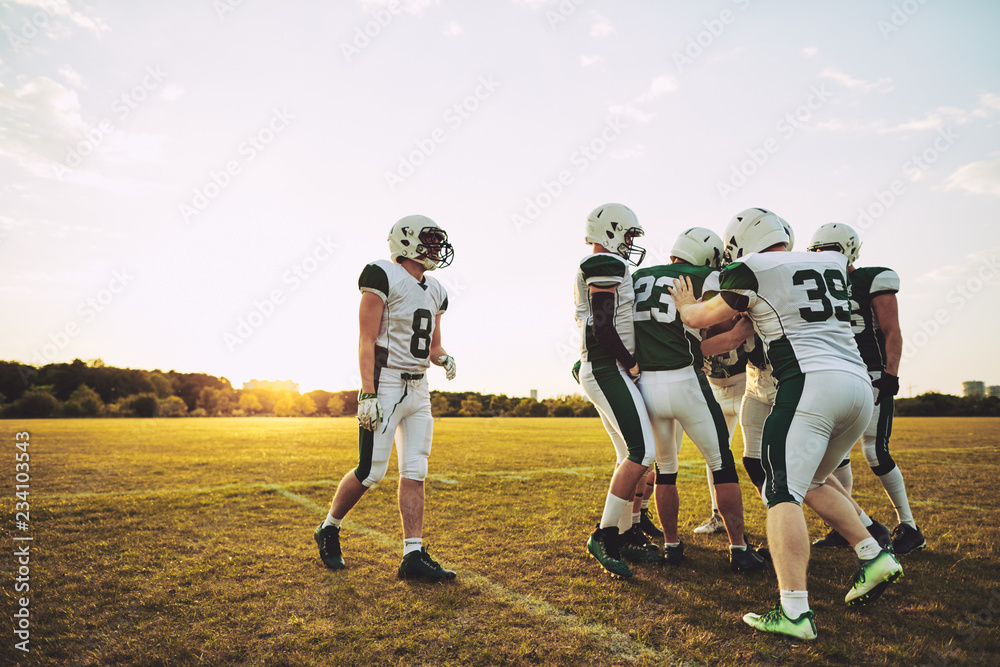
[2,0,999,400]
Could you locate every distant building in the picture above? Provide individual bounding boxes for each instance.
[988,386,1000,399]
[243,379,299,393]
[530,389,538,401]
[962,381,986,398]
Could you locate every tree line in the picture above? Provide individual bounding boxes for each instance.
[0,359,598,419]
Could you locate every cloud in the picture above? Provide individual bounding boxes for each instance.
[589,12,615,37]
[0,76,86,173]
[159,84,185,102]
[510,0,550,8]
[579,54,602,68]
[943,159,1000,198]
[801,46,818,57]
[58,66,85,89]
[612,145,645,160]
[636,75,677,102]
[442,19,463,36]
[609,104,651,124]
[360,0,439,15]
[820,67,893,94]
[881,93,1000,133]
[7,0,110,38]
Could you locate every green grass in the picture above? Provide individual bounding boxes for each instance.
[1,417,998,666]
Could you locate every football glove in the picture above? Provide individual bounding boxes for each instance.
[872,373,899,405]
[439,355,457,381]
[571,360,581,385]
[357,392,382,431]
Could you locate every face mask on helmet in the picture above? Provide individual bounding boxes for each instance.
[417,227,454,269]
[806,223,860,265]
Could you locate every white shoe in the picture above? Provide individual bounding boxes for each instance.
[693,512,725,535]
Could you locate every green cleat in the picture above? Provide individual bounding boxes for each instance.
[845,547,903,606]
[314,523,345,570]
[743,603,817,641]
[587,526,632,578]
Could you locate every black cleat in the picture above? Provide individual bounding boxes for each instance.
[813,527,849,548]
[731,545,768,573]
[620,526,665,564]
[315,523,345,570]
[891,523,926,555]
[664,541,685,566]
[869,520,892,549]
[639,507,664,539]
[398,547,456,581]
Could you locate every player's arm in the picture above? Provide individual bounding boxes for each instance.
[358,292,384,394]
[590,285,639,376]
[700,316,754,357]
[871,293,900,376]
[668,276,738,329]
[429,313,457,380]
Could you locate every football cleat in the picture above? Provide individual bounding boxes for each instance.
[743,603,817,641]
[619,526,665,564]
[314,523,345,570]
[587,525,632,578]
[664,541,685,566]
[891,524,927,555]
[398,547,456,582]
[813,527,849,548]
[731,545,768,573]
[638,507,663,539]
[845,548,903,606]
[694,512,726,535]
[869,520,892,548]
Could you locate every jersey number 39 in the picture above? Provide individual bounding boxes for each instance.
[793,269,850,323]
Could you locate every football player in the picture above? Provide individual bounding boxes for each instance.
[807,223,925,555]
[670,208,903,641]
[575,203,657,579]
[632,227,766,572]
[314,215,458,582]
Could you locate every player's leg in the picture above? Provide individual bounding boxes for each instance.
[638,468,663,539]
[861,386,925,554]
[394,380,455,581]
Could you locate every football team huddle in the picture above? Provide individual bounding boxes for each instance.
[312,206,926,642]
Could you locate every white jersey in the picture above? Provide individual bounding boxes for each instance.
[358,259,448,373]
[718,251,868,384]
[574,252,635,365]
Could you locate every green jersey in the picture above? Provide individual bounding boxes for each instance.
[574,253,635,366]
[632,263,717,371]
[849,266,899,372]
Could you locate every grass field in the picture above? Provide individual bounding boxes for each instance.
[1,417,999,666]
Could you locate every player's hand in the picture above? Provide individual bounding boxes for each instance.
[668,276,697,314]
[439,355,457,381]
[629,364,641,383]
[357,392,382,430]
[872,373,899,405]
[571,360,582,384]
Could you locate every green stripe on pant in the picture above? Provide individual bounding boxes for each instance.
[592,363,648,464]
[761,374,805,508]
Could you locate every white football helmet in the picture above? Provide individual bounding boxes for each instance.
[671,227,724,269]
[806,223,861,265]
[388,215,454,270]
[585,203,645,266]
[722,207,790,265]
[779,215,795,251]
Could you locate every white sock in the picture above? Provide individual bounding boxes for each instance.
[322,511,341,529]
[857,510,873,528]
[855,536,881,561]
[640,498,650,510]
[618,501,634,534]
[403,537,422,556]
[878,467,916,527]
[832,462,854,494]
[730,544,747,552]
[632,511,641,526]
[600,494,629,530]
[780,590,810,618]
[665,542,680,548]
